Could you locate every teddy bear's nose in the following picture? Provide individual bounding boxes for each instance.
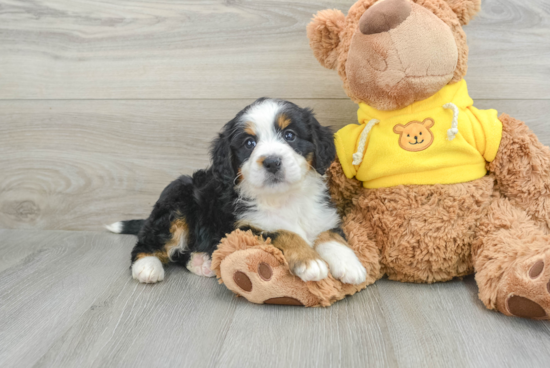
[359,0,412,35]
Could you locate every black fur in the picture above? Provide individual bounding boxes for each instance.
[117,220,145,235]
[309,112,337,174]
[330,227,347,242]
[119,98,337,271]
[129,171,238,265]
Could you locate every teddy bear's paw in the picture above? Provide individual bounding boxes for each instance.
[316,241,367,285]
[292,259,329,283]
[497,252,550,320]
[219,248,322,307]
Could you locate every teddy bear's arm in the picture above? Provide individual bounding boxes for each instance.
[489,114,550,233]
[327,160,363,217]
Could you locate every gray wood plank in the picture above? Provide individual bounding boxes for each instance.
[0,0,548,100]
[1,98,549,231]
[214,287,398,368]
[0,230,133,367]
[376,277,550,368]
[33,255,238,368]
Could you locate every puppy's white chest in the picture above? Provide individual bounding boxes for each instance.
[242,196,339,245]
[259,208,310,239]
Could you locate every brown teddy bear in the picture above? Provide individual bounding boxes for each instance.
[212,0,550,319]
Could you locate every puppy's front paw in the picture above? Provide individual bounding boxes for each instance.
[292,259,329,282]
[316,241,367,285]
[132,256,165,284]
[267,230,329,283]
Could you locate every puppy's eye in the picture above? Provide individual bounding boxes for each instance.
[284,130,296,142]
[244,138,256,149]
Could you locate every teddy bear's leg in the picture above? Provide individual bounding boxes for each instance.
[212,230,323,306]
[326,160,363,216]
[489,114,550,233]
[212,205,382,307]
[473,196,550,319]
[219,247,323,307]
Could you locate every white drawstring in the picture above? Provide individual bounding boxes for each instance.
[443,103,459,140]
[352,119,379,165]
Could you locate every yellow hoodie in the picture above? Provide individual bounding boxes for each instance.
[335,80,503,189]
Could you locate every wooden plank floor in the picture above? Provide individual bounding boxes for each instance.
[0,229,549,368]
[2,0,550,367]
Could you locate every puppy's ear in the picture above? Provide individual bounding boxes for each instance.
[211,123,235,185]
[306,110,336,175]
[307,9,346,70]
[444,0,481,25]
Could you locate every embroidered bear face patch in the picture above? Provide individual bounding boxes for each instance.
[393,118,435,152]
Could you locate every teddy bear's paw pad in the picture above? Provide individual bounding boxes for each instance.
[233,271,253,292]
[500,257,550,320]
[529,260,544,279]
[506,295,547,319]
[186,252,216,278]
[264,297,304,306]
[258,262,273,281]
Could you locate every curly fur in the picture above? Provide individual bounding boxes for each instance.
[489,114,550,234]
[307,9,346,70]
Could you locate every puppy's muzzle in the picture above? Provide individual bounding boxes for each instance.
[262,155,282,174]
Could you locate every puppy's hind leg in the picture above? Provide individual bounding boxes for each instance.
[131,216,190,284]
[185,252,216,278]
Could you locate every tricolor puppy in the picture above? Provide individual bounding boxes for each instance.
[108,98,367,286]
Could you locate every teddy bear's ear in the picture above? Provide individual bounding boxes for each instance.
[307,9,346,70]
[444,0,481,25]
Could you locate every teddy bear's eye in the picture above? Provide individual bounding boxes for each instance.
[407,134,410,137]
[420,132,422,135]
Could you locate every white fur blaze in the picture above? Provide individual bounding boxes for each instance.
[132,256,165,284]
[316,241,367,285]
[106,222,123,234]
[293,259,329,282]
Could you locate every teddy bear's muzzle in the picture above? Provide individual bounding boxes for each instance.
[359,0,412,35]
[346,0,459,110]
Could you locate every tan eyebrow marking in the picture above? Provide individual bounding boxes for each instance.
[244,122,256,136]
[277,114,291,130]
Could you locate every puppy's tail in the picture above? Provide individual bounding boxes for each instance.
[106,220,145,235]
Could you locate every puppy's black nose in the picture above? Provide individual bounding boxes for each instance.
[262,156,282,174]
